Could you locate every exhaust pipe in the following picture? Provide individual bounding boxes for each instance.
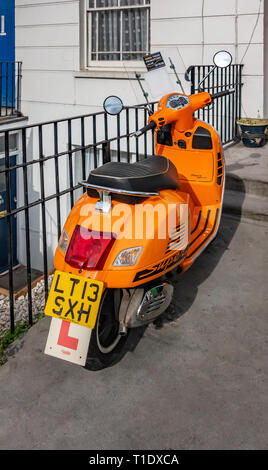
[122,283,174,328]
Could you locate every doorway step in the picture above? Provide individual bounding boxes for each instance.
[0,265,42,298]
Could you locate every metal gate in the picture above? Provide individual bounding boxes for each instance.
[186,64,243,144]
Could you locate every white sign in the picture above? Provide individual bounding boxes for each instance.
[44,318,92,366]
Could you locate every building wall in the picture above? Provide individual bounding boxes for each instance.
[151,0,265,118]
[15,0,265,125]
[15,0,145,124]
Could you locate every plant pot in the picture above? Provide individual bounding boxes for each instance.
[237,119,268,148]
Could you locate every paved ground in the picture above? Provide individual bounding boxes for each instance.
[223,141,268,223]
[225,141,268,186]
[0,214,267,450]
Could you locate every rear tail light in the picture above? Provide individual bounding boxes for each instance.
[65,225,115,270]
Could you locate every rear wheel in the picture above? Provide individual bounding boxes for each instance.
[84,289,146,371]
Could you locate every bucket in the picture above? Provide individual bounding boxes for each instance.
[237,120,268,148]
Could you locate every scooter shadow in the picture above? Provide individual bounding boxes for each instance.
[157,175,246,326]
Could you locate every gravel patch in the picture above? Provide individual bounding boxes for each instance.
[0,275,54,334]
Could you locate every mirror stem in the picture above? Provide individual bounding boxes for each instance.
[197,65,216,92]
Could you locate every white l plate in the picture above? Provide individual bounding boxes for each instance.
[44,318,92,366]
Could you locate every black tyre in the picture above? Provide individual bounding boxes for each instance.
[84,289,146,371]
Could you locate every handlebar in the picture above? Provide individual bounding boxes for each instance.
[135,120,157,137]
[134,88,235,136]
[211,88,235,100]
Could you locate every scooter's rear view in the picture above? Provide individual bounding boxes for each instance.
[43,51,234,370]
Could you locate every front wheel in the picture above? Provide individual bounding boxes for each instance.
[84,289,146,371]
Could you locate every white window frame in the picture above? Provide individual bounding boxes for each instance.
[80,0,150,70]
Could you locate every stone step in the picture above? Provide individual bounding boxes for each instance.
[223,190,268,223]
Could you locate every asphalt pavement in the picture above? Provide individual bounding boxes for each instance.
[0,215,268,450]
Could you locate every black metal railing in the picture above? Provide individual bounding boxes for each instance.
[0,104,156,332]
[0,61,22,118]
[186,64,243,144]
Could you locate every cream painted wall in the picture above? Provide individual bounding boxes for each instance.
[151,0,265,118]
[15,0,265,124]
[16,0,264,122]
[15,0,146,125]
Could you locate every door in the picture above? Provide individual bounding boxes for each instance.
[0,0,15,108]
[0,155,17,273]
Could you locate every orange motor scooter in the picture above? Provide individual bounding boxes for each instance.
[44,51,235,370]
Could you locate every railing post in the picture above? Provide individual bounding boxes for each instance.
[38,125,49,301]
[22,127,33,325]
[67,119,74,208]
[16,62,22,115]
[238,64,243,128]
[81,116,86,182]
[5,62,8,117]
[54,121,61,239]
[11,61,14,115]
[126,107,130,162]
[190,66,195,95]
[4,131,15,332]
[102,141,111,164]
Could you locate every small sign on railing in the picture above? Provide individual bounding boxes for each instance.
[143,52,166,71]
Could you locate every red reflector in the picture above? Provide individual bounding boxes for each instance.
[65,226,115,270]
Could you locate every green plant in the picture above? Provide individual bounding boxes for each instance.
[37,312,45,322]
[237,118,268,125]
[0,322,31,365]
[0,311,46,365]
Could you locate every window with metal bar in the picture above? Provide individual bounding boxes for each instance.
[87,0,150,62]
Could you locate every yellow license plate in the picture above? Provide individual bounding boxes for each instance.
[44,271,104,329]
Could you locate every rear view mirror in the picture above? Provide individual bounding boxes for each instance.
[103,96,123,115]
[213,50,232,68]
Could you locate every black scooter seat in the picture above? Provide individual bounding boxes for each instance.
[85,156,179,195]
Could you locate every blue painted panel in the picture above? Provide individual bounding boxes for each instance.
[0,0,15,108]
[0,0,15,61]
